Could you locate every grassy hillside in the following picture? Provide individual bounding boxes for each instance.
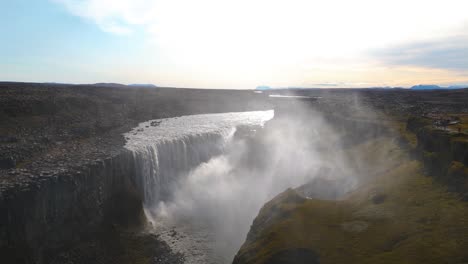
[234,135,468,264]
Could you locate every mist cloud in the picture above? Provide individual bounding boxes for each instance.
[146,105,360,262]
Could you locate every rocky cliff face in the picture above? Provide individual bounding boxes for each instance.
[0,149,144,263]
[406,116,468,198]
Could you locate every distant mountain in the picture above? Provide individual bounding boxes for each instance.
[256,85,272,90]
[256,85,407,90]
[448,85,468,89]
[411,84,467,90]
[128,84,158,88]
[43,82,75,86]
[411,84,442,90]
[255,84,468,91]
[93,83,127,88]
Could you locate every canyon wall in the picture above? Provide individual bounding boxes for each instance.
[0,150,142,263]
[407,117,468,197]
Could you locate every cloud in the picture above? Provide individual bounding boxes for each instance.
[52,0,158,34]
[373,35,468,71]
[50,0,468,88]
[53,0,468,72]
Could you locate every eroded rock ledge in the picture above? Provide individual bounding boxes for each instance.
[0,82,270,263]
[0,146,144,263]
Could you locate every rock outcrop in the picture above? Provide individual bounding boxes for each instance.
[0,150,143,263]
[233,138,468,264]
[406,116,468,197]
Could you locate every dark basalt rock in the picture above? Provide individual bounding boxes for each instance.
[46,230,185,264]
[264,248,320,264]
[0,150,145,263]
[0,157,16,169]
[371,193,387,204]
[407,119,468,196]
[0,136,18,143]
[150,120,161,127]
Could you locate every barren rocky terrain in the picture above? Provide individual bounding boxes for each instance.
[1,83,468,264]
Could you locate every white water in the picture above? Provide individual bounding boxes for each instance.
[124,109,357,264]
[124,110,274,263]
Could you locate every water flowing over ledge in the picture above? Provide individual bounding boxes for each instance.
[124,110,274,207]
[124,110,274,152]
[0,110,272,263]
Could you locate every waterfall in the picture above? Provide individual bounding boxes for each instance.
[131,132,231,207]
[124,110,274,209]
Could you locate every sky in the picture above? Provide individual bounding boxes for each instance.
[1,0,468,89]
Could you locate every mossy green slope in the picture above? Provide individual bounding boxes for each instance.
[234,137,468,264]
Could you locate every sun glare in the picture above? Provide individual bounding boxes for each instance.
[136,0,467,87]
